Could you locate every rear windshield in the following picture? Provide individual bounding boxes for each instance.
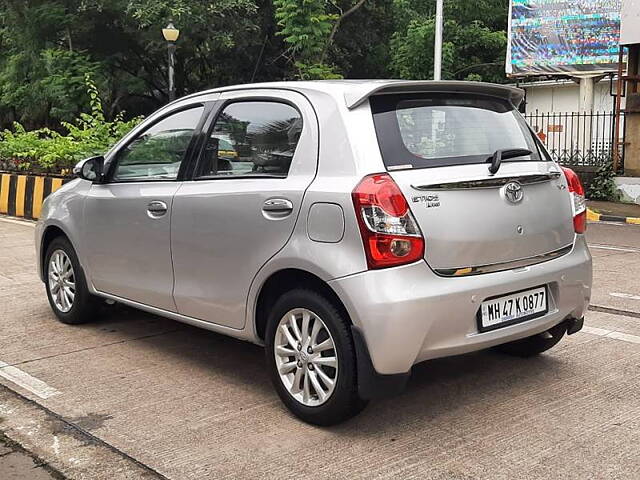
[370,93,544,169]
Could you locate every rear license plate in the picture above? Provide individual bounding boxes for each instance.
[478,286,548,332]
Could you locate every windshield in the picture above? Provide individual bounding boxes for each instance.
[371,93,542,169]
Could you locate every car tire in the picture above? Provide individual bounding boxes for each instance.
[265,289,367,425]
[493,322,566,357]
[44,236,101,325]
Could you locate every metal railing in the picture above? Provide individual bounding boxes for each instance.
[524,111,625,171]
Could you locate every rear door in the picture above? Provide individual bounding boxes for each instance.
[170,90,318,329]
[371,93,574,274]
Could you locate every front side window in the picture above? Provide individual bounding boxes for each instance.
[197,101,302,178]
[112,106,204,181]
[372,94,542,169]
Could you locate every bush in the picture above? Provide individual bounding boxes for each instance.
[0,75,142,176]
[587,161,620,202]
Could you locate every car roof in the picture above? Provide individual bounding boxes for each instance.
[179,80,525,109]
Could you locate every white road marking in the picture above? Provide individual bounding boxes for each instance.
[607,331,640,344]
[588,244,639,253]
[0,361,61,399]
[0,216,36,227]
[52,435,60,456]
[596,221,630,226]
[583,326,613,336]
[582,326,640,344]
[609,292,640,301]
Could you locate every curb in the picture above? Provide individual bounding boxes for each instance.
[587,208,640,225]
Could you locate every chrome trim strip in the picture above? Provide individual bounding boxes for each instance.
[412,172,561,191]
[434,244,573,277]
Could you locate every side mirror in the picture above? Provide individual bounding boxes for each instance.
[73,156,104,182]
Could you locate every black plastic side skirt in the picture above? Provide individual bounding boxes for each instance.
[351,325,410,400]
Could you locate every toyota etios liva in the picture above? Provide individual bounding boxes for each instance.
[36,81,592,425]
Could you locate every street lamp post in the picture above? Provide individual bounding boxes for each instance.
[162,22,180,102]
[433,0,443,81]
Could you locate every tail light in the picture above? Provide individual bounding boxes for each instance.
[561,167,586,234]
[352,173,424,269]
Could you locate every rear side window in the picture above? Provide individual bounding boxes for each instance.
[371,94,542,169]
[196,101,302,178]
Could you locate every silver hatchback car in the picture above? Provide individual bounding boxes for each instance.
[36,80,592,425]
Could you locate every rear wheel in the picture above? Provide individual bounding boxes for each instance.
[265,289,367,425]
[493,322,566,357]
[45,237,100,324]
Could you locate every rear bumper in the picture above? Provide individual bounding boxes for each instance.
[329,235,592,376]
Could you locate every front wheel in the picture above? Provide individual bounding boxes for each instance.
[265,289,367,425]
[44,236,101,325]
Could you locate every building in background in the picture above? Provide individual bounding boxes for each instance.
[519,76,623,170]
[506,0,629,184]
[615,0,640,201]
[519,77,619,113]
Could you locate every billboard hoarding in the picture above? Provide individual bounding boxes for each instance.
[620,0,640,45]
[506,0,622,76]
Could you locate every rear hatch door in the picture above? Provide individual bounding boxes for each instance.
[370,91,575,273]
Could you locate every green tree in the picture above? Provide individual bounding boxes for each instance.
[125,0,262,90]
[0,0,266,128]
[390,0,508,82]
[0,75,142,174]
[0,0,512,131]
[0,1,102,128]
[273,0,369,79]
[273,0,339,79]
[331,0,395,78]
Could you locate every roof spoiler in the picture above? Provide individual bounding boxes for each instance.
[344,80,525,110]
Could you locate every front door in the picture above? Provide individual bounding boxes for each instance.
[83,105,206,311]
[171,91,318,328]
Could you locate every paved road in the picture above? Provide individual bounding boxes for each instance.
[0,432,59,480]
[587,222,640,315]
[0,218,638,479]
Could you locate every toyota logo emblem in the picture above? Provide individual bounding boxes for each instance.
[503,181,524,204]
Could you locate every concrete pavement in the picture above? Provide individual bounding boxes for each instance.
[588,200,640,219]
[586,223,640,315]
[0,431,60,480]
[0,218,639,479]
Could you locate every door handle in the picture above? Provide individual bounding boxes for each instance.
[147,200,168,217]
[262,198,293,212]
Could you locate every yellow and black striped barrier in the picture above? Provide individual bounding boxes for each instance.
[587,207,640,225]
[0,173,70,220]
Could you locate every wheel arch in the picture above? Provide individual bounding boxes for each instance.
[40,225,72,279]
[253,268,352,342]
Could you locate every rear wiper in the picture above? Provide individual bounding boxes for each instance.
[486,148,532,175]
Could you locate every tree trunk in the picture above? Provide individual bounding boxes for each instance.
[320,0,367,64]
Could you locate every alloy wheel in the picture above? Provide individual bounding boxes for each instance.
[274,308,338,407]
[48,250,76,313]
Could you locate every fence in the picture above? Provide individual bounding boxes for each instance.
[524,111,625,171]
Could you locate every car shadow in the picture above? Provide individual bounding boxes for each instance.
[89,304,567,433]
[340,350,566,435]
